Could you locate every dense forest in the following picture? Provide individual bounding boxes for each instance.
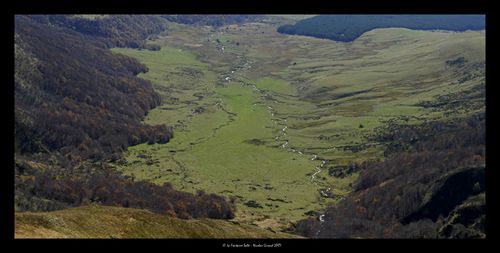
[14,15,235,219]
[162,15,262,27]
[294,113,485,238]
[277,15,485,42]
[27,15,166,48]
[15,15,172,164]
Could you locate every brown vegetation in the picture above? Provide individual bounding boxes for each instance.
[294,113,485,238]
[15,15,172,164]
[15,160,235,219]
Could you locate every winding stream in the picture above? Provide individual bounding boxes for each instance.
[216,40,329,227]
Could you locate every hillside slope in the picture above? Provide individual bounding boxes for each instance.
[15,205,300,238]
[293,114,485,238]
[162,15,262,26]
[15,15,172,163]
[278,15,485,42]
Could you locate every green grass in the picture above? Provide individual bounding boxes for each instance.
[112,21,484,231]
[113,44,336,227]
[255,77,297,96]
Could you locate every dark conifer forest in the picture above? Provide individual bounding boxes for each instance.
[278,15,485,42]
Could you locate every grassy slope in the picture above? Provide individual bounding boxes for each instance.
[111,21,484,230]
[15,205,299,238]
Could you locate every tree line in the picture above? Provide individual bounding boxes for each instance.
[15,159,235,219]
[278,15,485,42]
[162,15,262,27]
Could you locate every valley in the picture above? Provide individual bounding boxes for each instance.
[110,17,485,231]
[14,14,485,239]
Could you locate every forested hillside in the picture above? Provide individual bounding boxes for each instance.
[277,15,485,42]
[27,15,166,48]
[15,15,235,220]
[294,113,485,238]
[15,15,172,164]
[162,15,262,26]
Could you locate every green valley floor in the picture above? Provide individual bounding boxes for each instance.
[109,17,485,231]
